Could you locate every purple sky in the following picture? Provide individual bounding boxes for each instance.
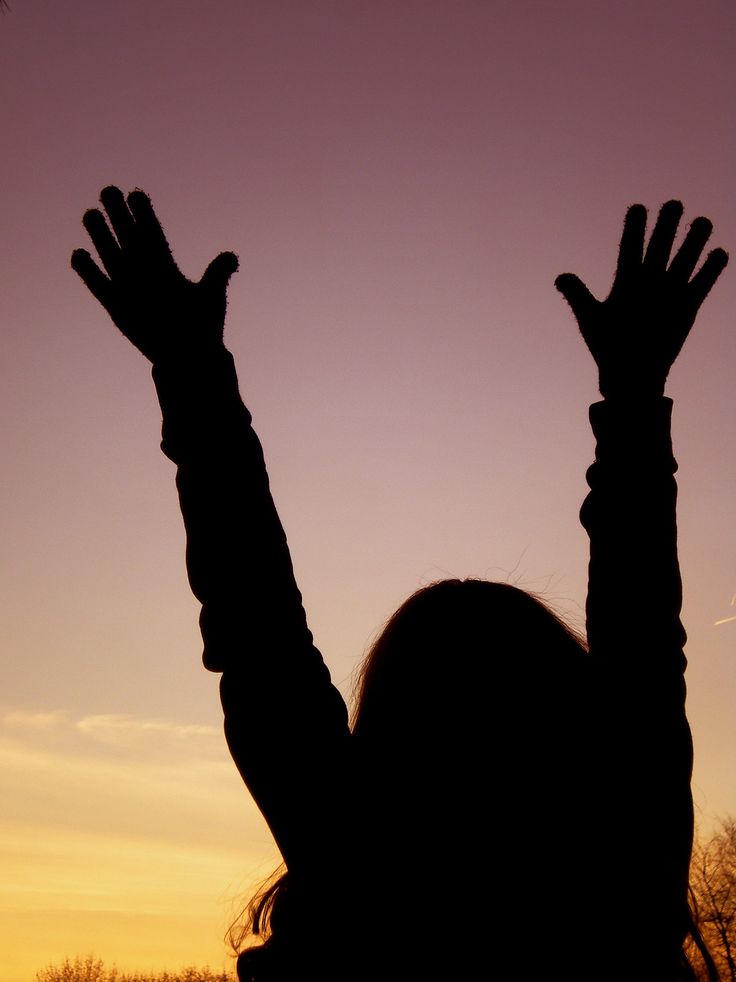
[1,1,734,977]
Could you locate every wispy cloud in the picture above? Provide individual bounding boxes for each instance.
[0,705,264,846]
[74,713,219,751]
[714,593,736,627]
[76,714,217,738]
[3,709,69,729]
[1,707,221,759]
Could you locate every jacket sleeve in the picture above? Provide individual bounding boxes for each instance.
[580,395,694,952]
[152,346,352,877]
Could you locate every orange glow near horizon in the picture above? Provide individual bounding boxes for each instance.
[0,709,280,980]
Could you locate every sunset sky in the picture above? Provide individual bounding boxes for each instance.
[1,2,735,979]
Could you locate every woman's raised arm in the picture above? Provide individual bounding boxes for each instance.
[72,188,352,877]
[556,202,728,972]
[556,200,727,660]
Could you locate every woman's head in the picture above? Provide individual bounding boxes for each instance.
[349,578,592,880]
[352,578,588,752]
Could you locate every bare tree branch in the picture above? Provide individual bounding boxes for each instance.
[691,819,736,980]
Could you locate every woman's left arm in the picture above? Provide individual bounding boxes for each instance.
[72,187,353,878]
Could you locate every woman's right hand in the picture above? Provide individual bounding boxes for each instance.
[555,200,728,399]
[72,186,239,363]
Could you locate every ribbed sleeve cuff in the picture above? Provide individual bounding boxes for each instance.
[589,397,675,469]
[151,345,252,461]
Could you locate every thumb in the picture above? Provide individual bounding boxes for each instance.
[554,273,597,326]
[200,251,239,295]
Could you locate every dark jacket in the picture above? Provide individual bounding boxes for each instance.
[153,347,693,980]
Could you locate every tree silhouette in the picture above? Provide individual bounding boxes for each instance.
[691,819,736,980]
[34,955,234,982]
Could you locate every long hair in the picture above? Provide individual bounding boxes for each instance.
[352,578,588,736]
[232,579,717,980]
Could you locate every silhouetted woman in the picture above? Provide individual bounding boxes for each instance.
[73,191,728,980]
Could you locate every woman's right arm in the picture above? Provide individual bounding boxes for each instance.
[556,201,728,967]
[556,200,727,671]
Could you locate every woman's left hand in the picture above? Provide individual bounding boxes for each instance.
[72,185,239,363]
